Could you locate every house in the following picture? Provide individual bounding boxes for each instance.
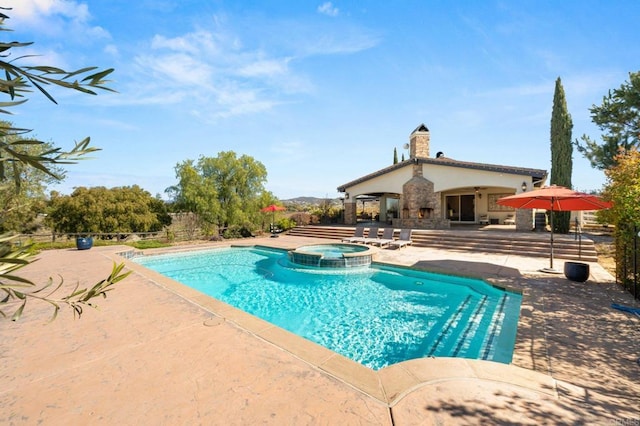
[337,124,548,231]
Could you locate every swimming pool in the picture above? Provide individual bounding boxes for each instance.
[134,246,521,370]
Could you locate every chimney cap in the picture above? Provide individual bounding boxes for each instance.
[411,123,429,134]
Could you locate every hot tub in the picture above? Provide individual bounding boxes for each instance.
[288,243,373,268]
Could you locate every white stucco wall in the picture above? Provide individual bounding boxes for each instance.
[343,163,533,199]
[344,166,413,198]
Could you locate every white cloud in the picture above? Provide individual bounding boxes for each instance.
[104,44,119,57]
[563,71,627,98]
[290,25,379,56]
[137,53,214,86]
[113,12,376,120]
[151,32,218,56]
[124,28,300,119]
[317,2,339,17]
[7,0,89,22]
[238,59,290,78]
[6,0,109,40]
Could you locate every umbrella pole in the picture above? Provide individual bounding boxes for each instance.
[271,211,276,236]
[549,208,554,270]
[576,217,582,260]
[541,200,562,274]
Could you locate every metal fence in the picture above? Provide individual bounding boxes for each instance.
[616,223,639,300]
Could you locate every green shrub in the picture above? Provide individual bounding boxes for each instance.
[276,217,296,231]
[222,224,256,239]
[129,240,171,249]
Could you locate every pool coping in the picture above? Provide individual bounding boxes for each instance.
[114,242,557,406]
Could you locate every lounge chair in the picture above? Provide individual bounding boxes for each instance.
[504,214,515,225]
[370,228,395,247]
[479,214,489,225]
[389,229,412,249]
[362,227,380,244]
[342,227,366,243]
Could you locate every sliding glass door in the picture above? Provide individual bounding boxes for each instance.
[445,194,475,222]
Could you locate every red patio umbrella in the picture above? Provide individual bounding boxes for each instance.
[497,185,612,272]
[261,204,286,235]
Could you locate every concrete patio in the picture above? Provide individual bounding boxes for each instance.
[1,234,639,425]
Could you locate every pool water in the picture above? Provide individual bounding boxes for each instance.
[297,244,369,257]
[134,246,521,370]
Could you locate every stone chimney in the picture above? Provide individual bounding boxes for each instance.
[409,124,430,159]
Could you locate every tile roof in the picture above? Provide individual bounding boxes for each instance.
[337,157,547,192]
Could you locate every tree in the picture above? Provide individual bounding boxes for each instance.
[1,9,129,321]
[0,121,64,232]
[576,71,640,170]
[601,148,640,284]
[46,186,171,235]
[602,148,640,224]
[549,77,573,233]
[167,152,268,234]
[393,147,398,164]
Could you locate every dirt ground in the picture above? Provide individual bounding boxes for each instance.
[590,233,616,276]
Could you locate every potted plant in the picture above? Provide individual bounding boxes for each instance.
[76,235,93,250]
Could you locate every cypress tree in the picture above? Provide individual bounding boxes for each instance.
[550,77,574,233]
[393,147,398,164]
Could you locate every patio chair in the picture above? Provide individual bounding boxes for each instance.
[479,214,490,225]
[341,227,366,243]
[504,214,516,225]
[370,228,395,247]
[389,229,413,249]
[362,227,380,244]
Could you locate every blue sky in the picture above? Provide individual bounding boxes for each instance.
[6,1,639,199]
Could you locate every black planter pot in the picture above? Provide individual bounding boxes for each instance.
[564,261,589,282]
[76,236,93,250]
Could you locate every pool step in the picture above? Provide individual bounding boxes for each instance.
[451,296,489,358]
[481,294,509,360]
[424,295,496,360]
[286,225,598,262]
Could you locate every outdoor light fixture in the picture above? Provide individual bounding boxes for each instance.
[345,192,350,199]
[522,181,528,192]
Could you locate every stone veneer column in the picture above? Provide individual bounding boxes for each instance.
[410,126,430,159]
[515,209,533,231]
[344,202,357,225]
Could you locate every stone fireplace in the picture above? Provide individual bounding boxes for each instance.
[393,162,449,229]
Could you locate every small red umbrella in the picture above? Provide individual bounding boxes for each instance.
[261,204,286,235]
[497,185,612,272]
[260,204,286,213]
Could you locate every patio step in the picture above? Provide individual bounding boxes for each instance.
[286,226,598,262]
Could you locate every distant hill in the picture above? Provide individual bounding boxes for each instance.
[282,196,339,204]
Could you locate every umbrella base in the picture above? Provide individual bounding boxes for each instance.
[539,267,563,274]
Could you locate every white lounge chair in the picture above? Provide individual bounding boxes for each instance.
[342,227,366,243]
[370,228,395,247]
[504,214,515,225]
[389,229,413,249]
[479,214,489,225]
[362,227,380,244]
